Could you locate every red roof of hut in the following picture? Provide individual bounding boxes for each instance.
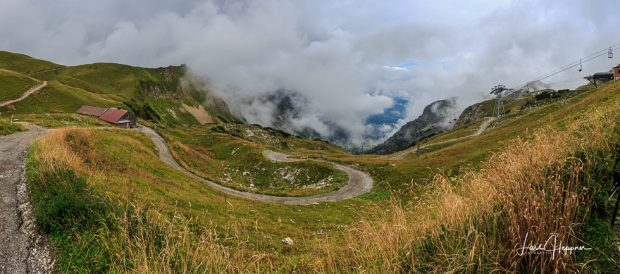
[76,105,108,117]
[99,107,128,124]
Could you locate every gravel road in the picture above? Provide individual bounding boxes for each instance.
[137,126,373,205]
[0,124,53,273]
[0,81,47,108]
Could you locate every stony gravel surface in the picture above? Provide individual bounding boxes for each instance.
[0,124,53,273]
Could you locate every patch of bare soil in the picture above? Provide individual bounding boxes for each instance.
[181,104,213,124]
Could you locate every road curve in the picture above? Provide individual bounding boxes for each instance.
[390,117,496,160]
[137,126,373,205]
[0,81,48,107]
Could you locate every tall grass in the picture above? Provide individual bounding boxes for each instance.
[319,106,620,272]
[27,128,279,272]
[0,118,25,135]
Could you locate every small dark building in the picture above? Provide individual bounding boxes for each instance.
[585,72,614,87]
[592,71,614,80]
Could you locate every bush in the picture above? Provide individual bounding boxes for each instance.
[26,164,115,272]
[27,167,109,234]
[0,119,25,135]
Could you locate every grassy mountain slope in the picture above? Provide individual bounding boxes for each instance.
[0,51,238,126]
[0,51,63,75]
[9,81,118,113]
[160,123,348,196]
[0,68,40,101]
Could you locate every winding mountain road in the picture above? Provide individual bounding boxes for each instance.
[390,117,496,160]
[0,81,47,108]
[0,124,53,273]
[137,126,373,205]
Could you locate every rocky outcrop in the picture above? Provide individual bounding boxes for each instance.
[138,65,189,99]
[367,99,455,155]
[455,101,487,127]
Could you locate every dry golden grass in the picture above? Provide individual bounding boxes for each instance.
[31,128,278,273]
[318,104,619,273]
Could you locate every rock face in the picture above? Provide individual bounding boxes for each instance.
[130,65,239,124]
[367,99,455,155]
[454,101,489,128]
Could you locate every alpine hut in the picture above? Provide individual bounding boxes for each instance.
[76,106,137,128]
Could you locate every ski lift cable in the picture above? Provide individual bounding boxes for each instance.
[509,44,620,91]
[525,43,620,83]
[514,49,615,91]
[533,46,618,82]
[526,42,620,80]
[522,42,620,84]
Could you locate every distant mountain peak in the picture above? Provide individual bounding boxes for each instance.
[367,98,456,155]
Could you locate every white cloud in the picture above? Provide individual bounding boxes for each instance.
[0,0,618,146]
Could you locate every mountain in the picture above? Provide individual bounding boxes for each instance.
[367,99,456,154]
[0,51,238,125]
[453,99,495,127]
[245,89,352,146]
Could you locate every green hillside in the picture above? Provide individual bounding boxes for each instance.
[0,51,238,126]
[9,81,118,113]
[0,68,40,101]
[0,51,63,75]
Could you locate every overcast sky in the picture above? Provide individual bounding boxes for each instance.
[2,0,619,145]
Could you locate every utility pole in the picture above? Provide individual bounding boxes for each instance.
[491,84,509,118]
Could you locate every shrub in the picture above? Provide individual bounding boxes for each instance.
[27,167,109,234]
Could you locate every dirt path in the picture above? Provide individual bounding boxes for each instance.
[0,81,47,107]
[137,126,373,205]
[0,124,53,273]
[390,117,496,160]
